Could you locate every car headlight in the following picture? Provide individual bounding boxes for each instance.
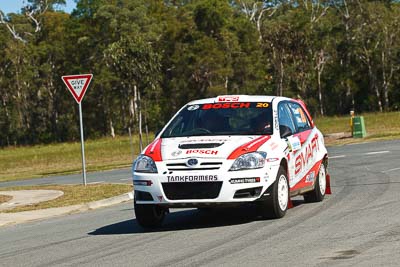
[133,155,158,173]
[229,152,267,171]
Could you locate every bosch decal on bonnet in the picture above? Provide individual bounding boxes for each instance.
[132,95,331,228]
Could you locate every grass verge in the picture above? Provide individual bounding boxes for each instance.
[0,195,12,205]
[0,184,133,213]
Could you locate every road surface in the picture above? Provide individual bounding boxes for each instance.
[0,139,399,266]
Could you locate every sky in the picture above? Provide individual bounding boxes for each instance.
[0,0,76,14]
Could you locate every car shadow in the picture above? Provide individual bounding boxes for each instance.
[89,205,272,235]
[89,199,307,235]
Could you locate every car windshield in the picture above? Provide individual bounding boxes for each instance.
[161,102,273,138]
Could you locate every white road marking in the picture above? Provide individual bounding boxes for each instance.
[88,181,104,184]
[365,151,390,155]
[330,155,346,159]
[120,178,131,181]
[382,167,400,173]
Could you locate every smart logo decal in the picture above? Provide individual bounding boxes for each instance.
[295,134,320,175]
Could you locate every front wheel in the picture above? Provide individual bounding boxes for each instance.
[258,166,289,219]
[303,162,327,203]
[134,201,167,228]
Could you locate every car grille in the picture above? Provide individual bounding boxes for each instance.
[162,182,223,200]
[166,162,222,171]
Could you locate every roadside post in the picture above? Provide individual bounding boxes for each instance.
[350,110,355,137]
[61,74,93,186]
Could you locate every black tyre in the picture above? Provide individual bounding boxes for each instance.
[259,166,289,219]
[134,200,167,228]
[303,162,327,203]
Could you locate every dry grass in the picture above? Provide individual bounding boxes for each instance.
[315,111,400,135]
[0,135,152,182]
[0,184,133,213]
[0,195,12,205]
[315,111,400,146]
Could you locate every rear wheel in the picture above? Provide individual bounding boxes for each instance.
[303,162,326,203]
[134,201,167,228]
[259,166,289,219]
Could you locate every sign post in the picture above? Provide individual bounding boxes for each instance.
[62,74,93,186]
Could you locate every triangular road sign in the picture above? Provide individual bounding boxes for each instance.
[62,74,93,104]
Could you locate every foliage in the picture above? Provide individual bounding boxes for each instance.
[0,0,400,146]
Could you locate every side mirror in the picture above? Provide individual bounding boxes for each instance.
[280,125,293,138]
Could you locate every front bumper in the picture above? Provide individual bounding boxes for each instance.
[133,160,278,207]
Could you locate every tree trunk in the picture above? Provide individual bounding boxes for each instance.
[367,62,383,112]
[109,118,115,138]
[317,69,324,116]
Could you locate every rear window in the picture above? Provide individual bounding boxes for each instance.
[161,102,273,137]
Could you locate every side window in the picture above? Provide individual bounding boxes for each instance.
[278,103,296,137]
[287,102,311,132]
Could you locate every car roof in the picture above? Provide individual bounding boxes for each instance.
[187,95,292,105]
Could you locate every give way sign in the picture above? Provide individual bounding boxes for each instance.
[62,74,93,103]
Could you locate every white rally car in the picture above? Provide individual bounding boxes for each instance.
[132,95,331,228]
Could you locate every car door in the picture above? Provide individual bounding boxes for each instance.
[277,102,297,187]
[286,101,316,190]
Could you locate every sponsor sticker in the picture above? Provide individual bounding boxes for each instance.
[306,171,315,183]
[202,102,251,110]
[229,177,260,184]
[269,142,279,150]
[266,158,279,162]
[167,175,218,182]
[256,102,269,108]
[217,96,240,102]
[186,149,218,155]
[187,105,200,111]
[171,150,182,157]
[201,102,271,110]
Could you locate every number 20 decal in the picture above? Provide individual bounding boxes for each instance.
[256,103,269,108]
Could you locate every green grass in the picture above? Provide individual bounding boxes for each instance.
[0,195,12,204]
[0,184,133,213]
[0,135,152,182]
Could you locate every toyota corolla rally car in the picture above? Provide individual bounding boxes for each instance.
[132,95,331,228]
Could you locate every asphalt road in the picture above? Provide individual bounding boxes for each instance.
[1,139,400,266]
